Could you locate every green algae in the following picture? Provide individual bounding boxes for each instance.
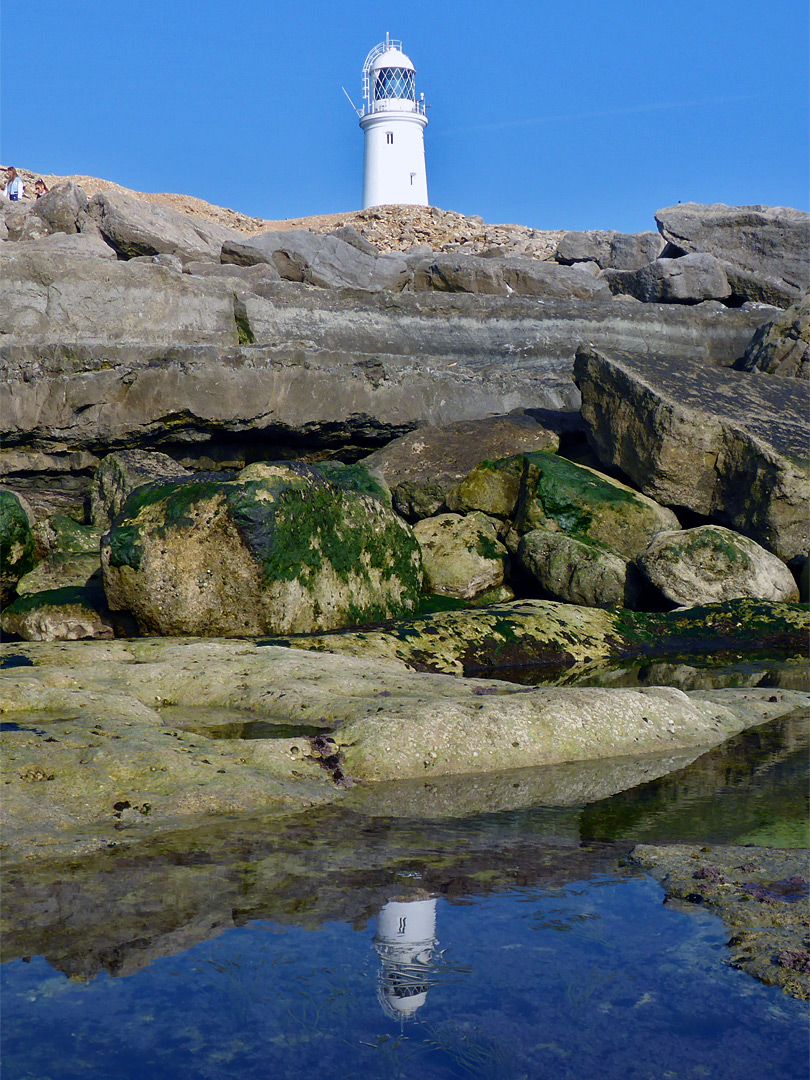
[0,491,35,598]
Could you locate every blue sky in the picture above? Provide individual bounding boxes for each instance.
[3,1,807,232]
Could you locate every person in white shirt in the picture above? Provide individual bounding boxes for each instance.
[3,167,24,201]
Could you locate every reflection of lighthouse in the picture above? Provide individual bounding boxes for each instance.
[357,34,429,209]
[374,896,438,1020]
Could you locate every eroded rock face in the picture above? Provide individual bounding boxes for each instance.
[655,203,810,307]
[517,528,643,609]
[101,463,423,636]
[574,346,810,562]
[735,294,810,379]
[637,526,800,606]
[413,512,508,600]
[0,247,240,346]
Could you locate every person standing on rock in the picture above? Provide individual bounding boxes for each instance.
[34,179,48,198]
[3,167,24,201]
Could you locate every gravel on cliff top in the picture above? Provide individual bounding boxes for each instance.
[6,164,563,255]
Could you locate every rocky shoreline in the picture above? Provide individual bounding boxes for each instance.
[1,173,808,998]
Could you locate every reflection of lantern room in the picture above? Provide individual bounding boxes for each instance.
[374,897,438,1020]
[358,34,429,210]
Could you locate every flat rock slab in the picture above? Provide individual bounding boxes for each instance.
[2,637,806,853]
[575,346,810,561]
[630,844,810,999]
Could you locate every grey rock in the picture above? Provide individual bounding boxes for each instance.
[518,528,643,609]
[413,512,509,600]
[361,412,561,520]
[183,260,282,283]
[556,230,665,271]
[735,294,810,379]
[87,189,242,263]
[637,525,800,606]
[413,254,613,300]
[0,232,116,260]
[655,203,810,307]
[4,203,51,241]
[91,449,193,529]
[1,277,776,486]
[222,229,409,292]
[29,181,90,235]
[574,345,810,562]
[328,224,379,256]
[0,247,240,346]
[604,253,732,304]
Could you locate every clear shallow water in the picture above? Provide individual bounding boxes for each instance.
[2,714,808,1079]
[2,876,807,1080]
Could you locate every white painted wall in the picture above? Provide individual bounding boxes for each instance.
[360,110,428,208]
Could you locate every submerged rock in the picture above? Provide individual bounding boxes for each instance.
[101,462,423,636]
[630,844,810,1000]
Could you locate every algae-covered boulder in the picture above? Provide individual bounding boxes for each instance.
[637,526,801,606]
[445,456,526,519]
[101,462,423,636]
[518,528,643,609]
[0,490,36,605]
[413,512,509,600]
[514,452,680,557]
[92,449,193,529]
[1,586,114,641]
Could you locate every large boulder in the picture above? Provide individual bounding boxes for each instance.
[412,512,509,600]
[574,346,810,563]
[27,181,93,235]
[221,230,409,292]
[412,254,613,300]
[604,254,732,304]
[655,203,810,307]
[360,412,562,520]
[637,526,800,606]
[452,451,679,559]
[735,295,809,379]
[87,189,242,263]
[517,528,643,609]
[91,449,193,529]
[0,490,35,604]
[101,462,423,636]
[554,230,665,271]
[0,232,116,260]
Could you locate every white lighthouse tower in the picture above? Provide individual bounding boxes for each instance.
[358,35,429,209]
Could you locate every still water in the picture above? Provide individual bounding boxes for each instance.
[2,713,808,1080]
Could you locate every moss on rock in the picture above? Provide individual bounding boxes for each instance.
[0,491,36,605]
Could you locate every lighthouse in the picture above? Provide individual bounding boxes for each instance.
[358,35,429,209]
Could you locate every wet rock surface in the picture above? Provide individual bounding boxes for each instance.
[630,844,810,999]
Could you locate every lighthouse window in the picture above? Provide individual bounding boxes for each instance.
[386,132,394,144]
[374,68,415,101]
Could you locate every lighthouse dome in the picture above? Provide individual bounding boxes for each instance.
[370,47,415,73]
